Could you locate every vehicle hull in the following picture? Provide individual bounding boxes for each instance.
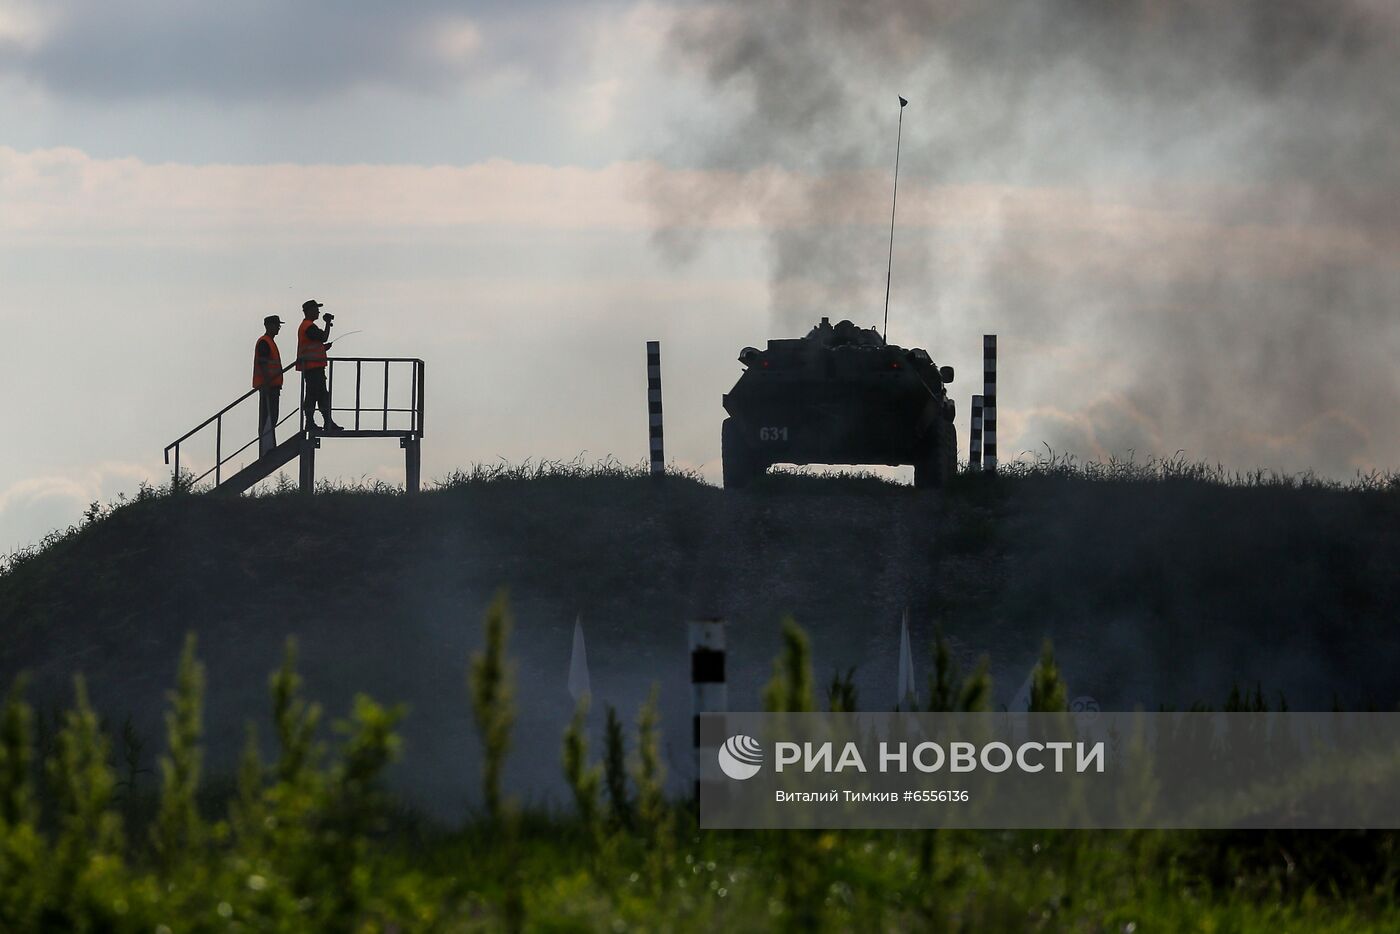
[721,327,958,489]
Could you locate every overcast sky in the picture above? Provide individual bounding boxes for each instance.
[2,0,1398,557]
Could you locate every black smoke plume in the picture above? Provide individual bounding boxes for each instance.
[653,0,1400,474]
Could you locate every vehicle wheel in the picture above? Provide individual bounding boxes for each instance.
[914,421,956,489]
[722,418,763,489]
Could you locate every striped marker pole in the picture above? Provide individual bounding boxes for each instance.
[983,335,998,473]
[969,394,984,472]
[646,341,664,476]
[690,618,727,803]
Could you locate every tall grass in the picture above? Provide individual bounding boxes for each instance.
[996,445,1400,492]
[0,606,1397,929]
[151,634,204,865]
[561,696,602,849]
[436,455,705,489]
[468,591,514,826]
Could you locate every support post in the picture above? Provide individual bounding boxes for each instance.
[969,394,984,471]
[298,433,318,495]
[690,618,727,804]
[403,436,421,495]
[983,335,998,473]
[646,340,664,477]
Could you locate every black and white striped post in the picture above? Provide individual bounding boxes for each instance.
[646,340,664,476]
[969,394,984,471]
[983,335,998,473]
[690,618,727,802]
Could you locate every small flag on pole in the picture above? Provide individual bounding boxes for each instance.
[897,608,917,708]
[567,615,591,701]
[898,96,908,107]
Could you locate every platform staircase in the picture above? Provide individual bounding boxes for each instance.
[164,357,425,495]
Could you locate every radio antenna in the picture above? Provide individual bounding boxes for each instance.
[882,95,908,344]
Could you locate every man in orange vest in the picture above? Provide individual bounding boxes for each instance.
[296,299,343,432]
[253,315,284,456]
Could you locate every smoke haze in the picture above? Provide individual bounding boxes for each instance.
[654,0,1400,475]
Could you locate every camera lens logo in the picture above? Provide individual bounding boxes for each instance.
[717,735,764,780]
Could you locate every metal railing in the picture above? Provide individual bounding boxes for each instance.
[163,357,425,489]
[324,357,427,435]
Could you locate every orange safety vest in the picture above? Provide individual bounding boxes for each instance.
[253,334,283,388]
[296,319,328,371]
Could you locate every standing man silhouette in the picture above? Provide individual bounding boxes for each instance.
[296,299,342,432]
[253,315,284,456]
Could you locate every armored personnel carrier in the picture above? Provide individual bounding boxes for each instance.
[721,317,957,489]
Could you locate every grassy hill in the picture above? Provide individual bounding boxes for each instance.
[2,460,1398,815]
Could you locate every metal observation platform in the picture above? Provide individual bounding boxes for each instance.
[164,357,426,496]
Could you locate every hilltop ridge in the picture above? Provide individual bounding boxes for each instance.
[2,462,1397,813]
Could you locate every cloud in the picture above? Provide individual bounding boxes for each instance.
[0,462,158,557]
[0,146,707,242]
[0,0,627,101]
[0,1,48,46]
[11,144,1390,261]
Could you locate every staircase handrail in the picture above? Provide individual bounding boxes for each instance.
[163,362,296,460]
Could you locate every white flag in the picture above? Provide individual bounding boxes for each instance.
[897,609,917,708]
[567,615,591,702]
